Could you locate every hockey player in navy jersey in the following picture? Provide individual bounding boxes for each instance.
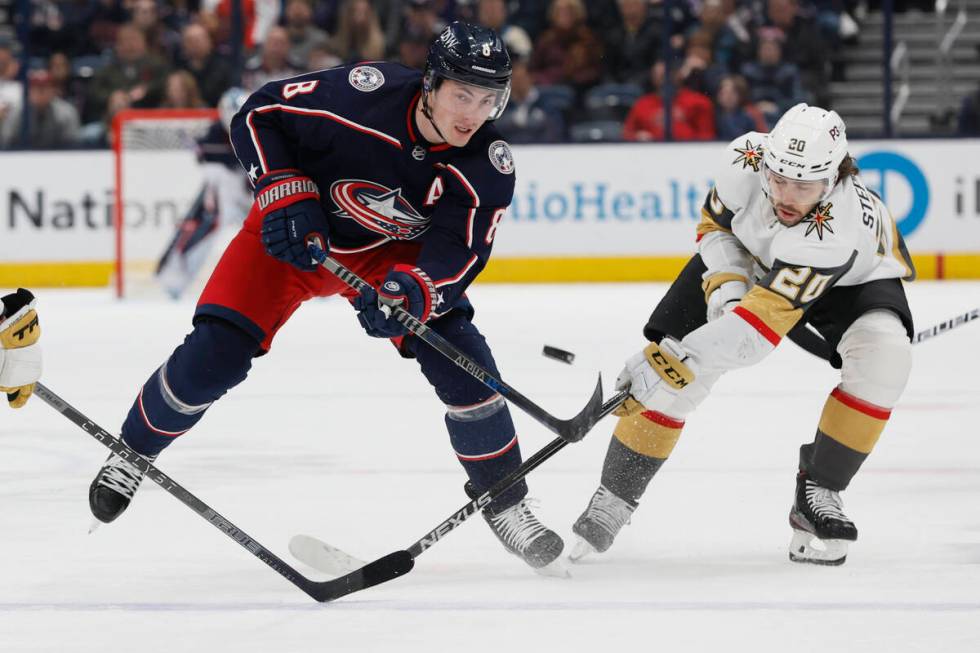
[88,23,567,573]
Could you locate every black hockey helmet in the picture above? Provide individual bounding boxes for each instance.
[423,21,512,120]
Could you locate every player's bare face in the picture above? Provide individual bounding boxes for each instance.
[421,80,497,147]
[765,168,827,226]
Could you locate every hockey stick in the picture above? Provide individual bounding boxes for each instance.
[289,389,631,576]
[33,382,413,602]
[313,248,605,443]
[912,307,979,344]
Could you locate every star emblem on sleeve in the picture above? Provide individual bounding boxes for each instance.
[732,140,763,172]
[247,163,260,182]
[801,202,835,240]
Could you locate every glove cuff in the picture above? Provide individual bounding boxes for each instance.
[391,264,438,323]
[254,170,320,213]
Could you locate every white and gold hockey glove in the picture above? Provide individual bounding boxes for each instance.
[614,338,697,416]
[703,271,750,322]
[0,288,42,408]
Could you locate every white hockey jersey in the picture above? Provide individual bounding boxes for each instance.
[695,132,915,346]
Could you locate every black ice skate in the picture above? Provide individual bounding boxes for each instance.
[483,500,567,575]
[569,484,636,561]
[89,451,156,526]
[788,471,858,566]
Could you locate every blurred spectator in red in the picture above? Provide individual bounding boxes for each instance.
[714,74,767,140]
[285,0,333,69]
[131,0,181,61]
[241,26,302,91]
[530,0,603,90]
[333,0,387,63]
[477,0,532,60]
[86,23,170,123]
[1,70,81,149]
[178,23,233,106]
[495,56,565,143]
[739,27,804,125]
[162,70,206,109]
[623,60,715,141]
[209,0,280,52]
[601,0,661,86]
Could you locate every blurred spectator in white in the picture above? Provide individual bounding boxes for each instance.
[0,39,23,141]
[601,0,660,86]
[623,60,715,142]
[162,70,207,109]
[530,0,603,90]
[131,0,181,61]
[739,27,805,125]
[333,0,387,63]
[1,70,80,149]
[477,0,532,60]
[495,56,565,143]
[714,73,768,140]
[241,26,302,91]
[86,23,170,123]
[285,0,332,69]
[178,23,233,106]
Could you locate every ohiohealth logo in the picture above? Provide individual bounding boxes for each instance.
[855,150,929,236]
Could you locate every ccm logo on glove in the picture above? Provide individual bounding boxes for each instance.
[643,341,694,389]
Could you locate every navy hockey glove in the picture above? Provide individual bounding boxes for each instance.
[255,169,328,271]
[353,265,439,338]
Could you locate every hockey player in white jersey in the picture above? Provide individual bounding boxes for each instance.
[571,104,916,566]
[155,88,253,299]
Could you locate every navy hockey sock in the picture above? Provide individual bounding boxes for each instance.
[121,318,259,456]
[445,395,527,512]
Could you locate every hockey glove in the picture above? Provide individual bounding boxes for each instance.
[706,279,749,322]
[353,265,438,338]
[255,169,329,271]
[615,338,697,416]
[0,288,42,408]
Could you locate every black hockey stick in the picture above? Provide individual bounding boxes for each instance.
[912,307,979,344]
[313,248,605,443]
[290,389,631,575]
[33,382,413,602]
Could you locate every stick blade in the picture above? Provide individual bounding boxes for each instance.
[290,534,365,576]
[557,374,604,442]
[307,550,414,602]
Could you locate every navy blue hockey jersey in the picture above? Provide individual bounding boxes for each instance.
[229,62,517,318]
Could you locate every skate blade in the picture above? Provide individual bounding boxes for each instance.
[788,529,849,566]
[288,534,366,576]
[568,537,597,563]
[534,556,571,578]
[88,518,103,534]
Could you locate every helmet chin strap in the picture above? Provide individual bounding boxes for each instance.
[421,89,450,144]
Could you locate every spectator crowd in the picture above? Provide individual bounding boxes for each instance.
[0,0,955,149]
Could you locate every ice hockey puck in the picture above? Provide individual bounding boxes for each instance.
[542,345,575,365]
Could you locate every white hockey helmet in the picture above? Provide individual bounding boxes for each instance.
[761,103,848,202]
[218,87,249,133]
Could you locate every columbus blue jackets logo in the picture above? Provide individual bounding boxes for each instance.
[330,180,430,240]
[488,140,514,174]
[348,66,385,92]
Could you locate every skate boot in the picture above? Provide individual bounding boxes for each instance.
[788,471,858,566]
[569,484,636,561]
[89,451,156,525]
[477,493,566,576]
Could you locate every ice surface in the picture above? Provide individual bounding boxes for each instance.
[1,282,978,652]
